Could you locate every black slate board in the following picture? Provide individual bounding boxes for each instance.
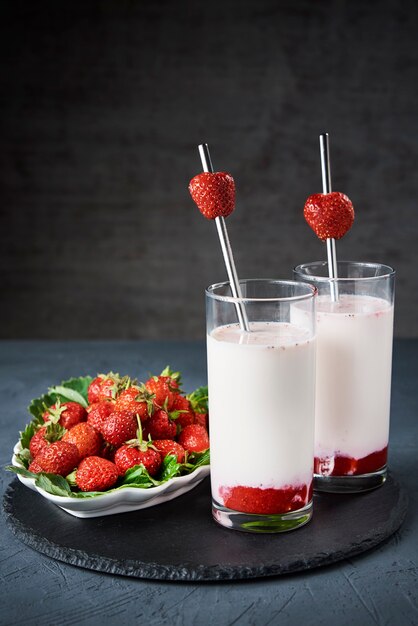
[3,474,408,582]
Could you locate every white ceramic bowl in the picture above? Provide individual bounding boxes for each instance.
[12,441,210,518]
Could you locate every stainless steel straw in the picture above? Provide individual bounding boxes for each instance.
[319,133,339,302]
[198,143,250,332]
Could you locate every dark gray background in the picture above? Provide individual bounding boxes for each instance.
[1,0,417,339]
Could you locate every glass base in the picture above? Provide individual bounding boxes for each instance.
[314,465,387,494]
[212,498,313,533]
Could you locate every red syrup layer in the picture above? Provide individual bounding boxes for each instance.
[219,482,313,515]
[314,446,388,477]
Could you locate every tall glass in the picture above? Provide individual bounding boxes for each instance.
[206,279,316,533]
[293,261,395,493]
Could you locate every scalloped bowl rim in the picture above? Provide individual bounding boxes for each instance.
[11,440,210,517]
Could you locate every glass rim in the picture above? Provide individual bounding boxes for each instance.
[293,260,395,282]
[206,278,317,304]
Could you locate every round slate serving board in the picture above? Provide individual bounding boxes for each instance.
[3,474,408,582]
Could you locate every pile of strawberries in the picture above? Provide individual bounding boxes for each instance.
[26,368,209,492]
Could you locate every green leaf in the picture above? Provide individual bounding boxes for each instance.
[28,376,93,422]
[68,490,104,498]
[36,473,73,497]
[187,386,208,414]
[28,394,55,422]
[16,448,32,469]
[20,421,39,450]
[169,409,187,421]
[120,464,160,488]
[49,384,90,408]
[66,470,77,486]
[159,454,181,481]
[5,465,38,479]
[56,376,92,401]
[186,449,210,470]
[44,422,66,443]
[160,365,182,388]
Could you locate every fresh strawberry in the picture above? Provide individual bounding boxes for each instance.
[187,386,208,429]
[189,172,235,220]
[153,439,185,463]
[100,410,138,447]
[75,456,119,492]
[87,376,104,404]
[43,401,87,430]
[114,445,162,477]
[114,385,154,421]
[29,422,66,458]
[29,428,50,458]
[194,412,208,430]
[87,372,128,404]
[35,441,80,476]
[178,424,209,452]
[87,401,114,431]
[170,394,194,430]
[145,367,181,410]
[28,460,43,474]
[114,416,162,476]
[62,422,102,459]
[304,191,354,241]
[143,409,176,440]
[98,378,118,401]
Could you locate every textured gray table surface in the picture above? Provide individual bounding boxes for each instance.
[1,340,417,626]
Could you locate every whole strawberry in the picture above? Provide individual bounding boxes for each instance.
[88,376,107,404]
[114,416,162,476]
[114,445,162,477]
[153,439,185,463]
[28,460,43,474]
[62,422,102,459]
[189,172,235,220]
[87,377,103,404]
[170,395,194,430]
[304,191,354,241]
[145,367,181,410]
[30,427,49,458]
[43,401,87,430]
[87,372,125,404]
[29,422,66,458]
[35,441,80,476]
[178,424,209,453]
[97,377,118,401]
[87,401,114,431]
[144,409,176,440]
[114,386,154,422]
[76,456,119,492]
[194,412,208,430]
[100,410,138,447]
[188,387,208,429]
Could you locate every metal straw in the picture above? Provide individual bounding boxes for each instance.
[319,133,339,302]
[198,143,250,332]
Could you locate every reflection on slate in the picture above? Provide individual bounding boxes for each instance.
[4,474,408,581]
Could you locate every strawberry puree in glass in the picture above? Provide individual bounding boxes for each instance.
[207,322,315,515]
